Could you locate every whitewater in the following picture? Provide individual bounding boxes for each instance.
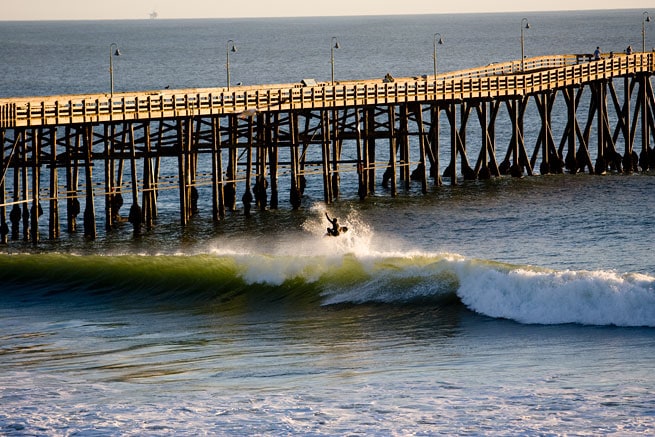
[3,213,654,327]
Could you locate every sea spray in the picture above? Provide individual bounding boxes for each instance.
[455,263,655,327]
[2,240,654,327]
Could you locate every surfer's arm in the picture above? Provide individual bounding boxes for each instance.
[325,212,331,222]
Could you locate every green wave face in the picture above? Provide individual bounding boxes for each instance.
[0,252,462,310]
[2,252,653,327]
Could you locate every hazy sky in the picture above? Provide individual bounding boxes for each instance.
[3,0,653,21]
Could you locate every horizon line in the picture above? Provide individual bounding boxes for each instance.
[0,7,642,22]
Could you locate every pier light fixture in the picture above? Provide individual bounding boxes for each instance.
[643,11,651,53]
[520,18,530,71]
[226,39,237,90]
[109,43,121,97]
[433,33,444,78]
[331,36,341,85]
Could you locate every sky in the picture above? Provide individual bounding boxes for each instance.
[2,0,653,21]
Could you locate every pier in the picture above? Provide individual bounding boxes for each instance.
[1,52,654,243]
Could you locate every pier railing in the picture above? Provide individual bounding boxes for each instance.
[1,53,653,129]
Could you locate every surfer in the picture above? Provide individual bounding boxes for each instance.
[325,212,341,237]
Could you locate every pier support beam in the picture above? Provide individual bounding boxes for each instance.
[20,135,29,241]
[429,105,442,186]
[289,112,302,209]
[562,87,578,174]
[0,129,7,244]
[639,74,651,171]
[30,129,40,244]
[226,116,238,211]
[595,81,607,175]
[211,116,225,220]
[365,108,376,195]
[82,125,96,239]
[48,128,60,240]
[104,124,116,231]
[176,119,189,227]
[446,102,458,185]
[387,105,398,196]
[269,113,279,209]
[415,104,428,193]
[142,123,155,230]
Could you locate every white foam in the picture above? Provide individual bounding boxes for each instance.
[232,253,341,286]
[455,263,655,327]
[305,204,376,257]
[201,212,655,327]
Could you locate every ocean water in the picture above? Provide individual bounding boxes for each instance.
[1,10,655,435]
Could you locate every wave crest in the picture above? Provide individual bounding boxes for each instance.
[1,249,653,327]
[456,264,655,327]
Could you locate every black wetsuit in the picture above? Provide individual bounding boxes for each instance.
[326,213,340,236]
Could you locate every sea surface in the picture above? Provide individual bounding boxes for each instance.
[1,10,655,436]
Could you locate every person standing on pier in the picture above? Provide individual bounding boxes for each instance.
[594,46,601,60]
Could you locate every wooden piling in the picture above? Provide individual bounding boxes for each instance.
[30,128,40,244]
[65,128,78,234]
[640,74,650,169]
[143,122,155,229]
[430,105,442,186]
[447,103,458,184]
[475,101,491,179]
[620,77,633,172]
[104,124,115,231]
[177,118,189,226]
[0,128,6,244]
[415,104,428,193]
[289,111,301,210]
[255,112,268,211]
[47,128,59,240]
[244,116,254,217]
[388,105,397,196]
[365,108,376,195]
[595,81,607,174]
[226,115,238,211]
[21,135,29,241]
[321,110,332,204]
[83,125,96,239]
[269,113,279,209]
[211,116,224,220]
[10,142,20,240]
[399,105,410,188]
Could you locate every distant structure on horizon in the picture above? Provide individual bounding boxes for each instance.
[149,10,158,19]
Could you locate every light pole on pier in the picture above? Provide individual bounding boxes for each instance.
[433,33,444,78]
[643,11,651,53]
[520,18,530,72]
[331,36,340,85]
[226,39,237,90]
[109,43,121,97]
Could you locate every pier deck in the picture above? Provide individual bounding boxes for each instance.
[1,53,654,243]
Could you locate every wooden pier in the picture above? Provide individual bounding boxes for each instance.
[1,53,655,243]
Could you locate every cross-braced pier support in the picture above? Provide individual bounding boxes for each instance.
[2,54,654,243]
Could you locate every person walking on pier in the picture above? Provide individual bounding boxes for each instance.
[594,46,601,60]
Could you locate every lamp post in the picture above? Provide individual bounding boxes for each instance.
[643,11,651,52]
[520,18,530,71]
[226,39,237,90]
[433,33,444,78]
[331,36,340,85]
[109,43,121,97]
